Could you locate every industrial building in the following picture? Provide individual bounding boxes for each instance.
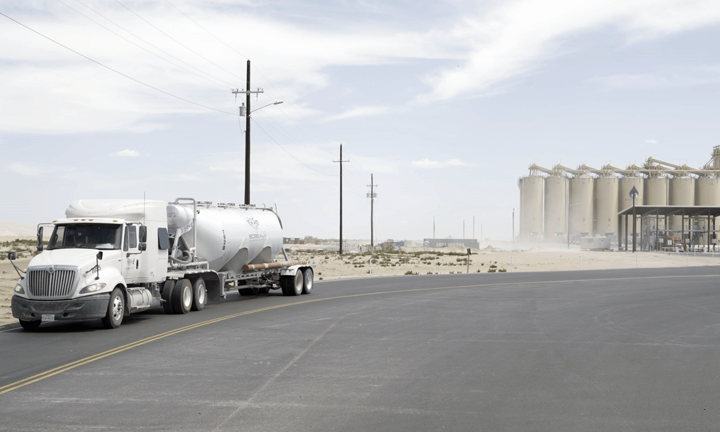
[519,146,720,250]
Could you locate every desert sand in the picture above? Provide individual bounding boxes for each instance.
[2,235,719,327]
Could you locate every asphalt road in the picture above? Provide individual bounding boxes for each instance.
[1,268,720,431]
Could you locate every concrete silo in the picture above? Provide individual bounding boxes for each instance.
[696,177,720,206]
[619,176,644,212]
[594,176,619,237]
[644,176,668,206]
[544,175,567,241]
[519,175,544,240]
[696,177,720,247]
[670,176,696,233]
[569,176,593,238]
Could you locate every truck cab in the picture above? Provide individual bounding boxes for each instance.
[10,200,170,330]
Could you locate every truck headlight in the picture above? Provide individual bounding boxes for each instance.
[80,282,106,294]
[14,284,25,294]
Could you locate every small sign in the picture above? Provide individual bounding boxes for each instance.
[629,186,639,198]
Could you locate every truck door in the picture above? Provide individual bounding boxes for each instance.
[122,224,143,283]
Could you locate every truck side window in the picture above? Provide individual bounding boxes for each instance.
[128,226,137,249]
[157,228,170,250]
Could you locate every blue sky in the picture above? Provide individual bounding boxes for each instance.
[2,0,720,241]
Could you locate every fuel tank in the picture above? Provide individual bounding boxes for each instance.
[166,202,283,273]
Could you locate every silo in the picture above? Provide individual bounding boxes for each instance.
[544,175,567,241]
[670,176,695,234]
[569,176,593,238]
[594,176,619,237]
[644,176,668,206]
[619,176,644,212]
[519,175,544,240]
[696,177,720,206]
[696,177,720,247]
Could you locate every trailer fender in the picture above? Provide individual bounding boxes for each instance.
[280,264,315,277]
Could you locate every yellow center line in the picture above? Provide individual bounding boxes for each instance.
[0,272,715,395]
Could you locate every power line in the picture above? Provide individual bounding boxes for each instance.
[161,0,339,161]
[57,0,233,89]
[0,12,236,116]
[114,0,244,84]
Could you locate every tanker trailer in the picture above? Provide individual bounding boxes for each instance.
[9,198,314,331]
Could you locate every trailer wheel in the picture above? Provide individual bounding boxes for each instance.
[101,288,124,329]
[302,268,313,295]
[191,278,207,311]
[282,272,303,296]
[19,319,41,331]
[161,280,175,314]
[172,279,192,314]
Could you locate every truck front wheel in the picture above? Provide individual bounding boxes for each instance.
[101,288,124,329]
[19,319,41,331]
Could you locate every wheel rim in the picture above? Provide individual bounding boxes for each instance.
[305,270,313,292]
[111,295,123,322]
[197,284,206,304]
[294,273,303,294]
[183,285,192,308]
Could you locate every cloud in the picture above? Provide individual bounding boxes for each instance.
[646,139,659,144]
[323,106,390,122]
[411,158,469,168]
[116,149,140,157]
[418,0,720,102]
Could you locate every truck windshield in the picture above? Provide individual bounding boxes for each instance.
[48,224,123,250]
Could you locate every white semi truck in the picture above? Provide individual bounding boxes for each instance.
[8,198,314,330]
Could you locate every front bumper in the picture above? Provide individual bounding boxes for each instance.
[12,294,110,322]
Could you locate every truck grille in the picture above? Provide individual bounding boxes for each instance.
[27,268,77,298]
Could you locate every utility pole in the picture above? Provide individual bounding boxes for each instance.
[334,144,349,254]
[433,217,436,239]
[367,174,377,247]
[512,208,515,245]
[231,60,264,205]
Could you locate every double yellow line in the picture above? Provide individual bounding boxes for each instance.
[0,273,712,395]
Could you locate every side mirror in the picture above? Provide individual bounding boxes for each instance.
[138,242,147,252]
[37,226,44,252]
[96,251,103,260]
[139,226,147,243]
[8,251,17,261]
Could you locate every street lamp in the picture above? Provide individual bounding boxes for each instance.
[238,100,283,205]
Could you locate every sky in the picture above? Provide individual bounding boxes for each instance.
[1,0,720,241]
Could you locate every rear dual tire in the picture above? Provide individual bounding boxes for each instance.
[163,278,205,314]
[281,268,313,296]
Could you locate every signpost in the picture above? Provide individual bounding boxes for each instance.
[629,186,639,253]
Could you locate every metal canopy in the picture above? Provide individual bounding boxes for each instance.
[618,205,720,217]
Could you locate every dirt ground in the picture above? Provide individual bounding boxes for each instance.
[1,238,718,326]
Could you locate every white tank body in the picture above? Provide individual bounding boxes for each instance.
[544,175,567,240]
[569,176,593,237]
[594,177,619,237]
[167,203,283,273]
